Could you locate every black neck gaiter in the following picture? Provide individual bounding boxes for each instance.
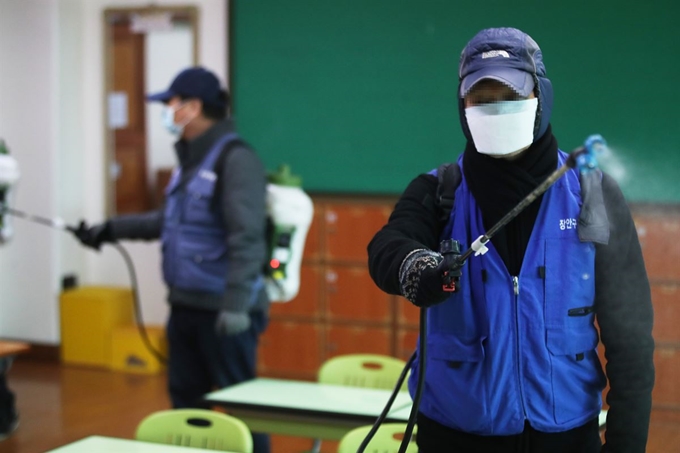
[462,125,558,275]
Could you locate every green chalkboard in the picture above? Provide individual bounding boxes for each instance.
[232,0,680,202]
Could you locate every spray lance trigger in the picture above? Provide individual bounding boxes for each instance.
[439,238,464,292]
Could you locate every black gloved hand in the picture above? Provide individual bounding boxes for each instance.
[399,249,459,307]
[72,220,113,251]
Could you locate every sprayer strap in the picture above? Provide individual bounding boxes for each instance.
[435,163,462,224]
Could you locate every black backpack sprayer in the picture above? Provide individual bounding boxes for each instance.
[358,135,608,453]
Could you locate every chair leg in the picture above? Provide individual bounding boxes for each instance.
[309,438,322,453]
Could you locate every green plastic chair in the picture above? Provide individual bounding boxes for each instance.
[308,354,409,453]
[135,409,253,452]
[318,354,408,391]
[338,423,417,453]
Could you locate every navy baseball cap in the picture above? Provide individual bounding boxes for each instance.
[147,66,226,108]
[459,28,545,98]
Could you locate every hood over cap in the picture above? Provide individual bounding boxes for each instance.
[458,27,553,142]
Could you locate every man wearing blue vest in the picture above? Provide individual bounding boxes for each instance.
[368,28,654,452]
[74,67,270,453]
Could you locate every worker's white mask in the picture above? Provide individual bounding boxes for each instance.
[465,98,538,156]
[162,103,191,136]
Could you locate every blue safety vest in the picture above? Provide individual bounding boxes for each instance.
[410,150,607,435]
[161,133,239,293]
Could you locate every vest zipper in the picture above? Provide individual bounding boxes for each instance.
[513,275,527,419]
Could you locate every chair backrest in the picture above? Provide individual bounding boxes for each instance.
[338,423,417,453]
[135,409,253,453]
[318,354,408,391]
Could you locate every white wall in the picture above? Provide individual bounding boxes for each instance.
[0,0,61,343]
[0,0,228,343]
[145,24,194,184]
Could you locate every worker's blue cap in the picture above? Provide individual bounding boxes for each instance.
[459,28,544,98]
[147,66,226,109]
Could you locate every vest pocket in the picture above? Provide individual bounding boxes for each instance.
[543,238,595,327]
[185,193,220,226]
[424,335,490,432]
[567,305,595,317]
[177,237,228,292]
[545,327,605,424]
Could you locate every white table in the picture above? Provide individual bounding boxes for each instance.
[46,435,237,452]
[384,403,413,422]
[204,377,412,440]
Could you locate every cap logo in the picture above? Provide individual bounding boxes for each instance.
[482,50,510,59]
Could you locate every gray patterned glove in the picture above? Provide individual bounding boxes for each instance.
[215,310,251,336]
[399,249,451,307]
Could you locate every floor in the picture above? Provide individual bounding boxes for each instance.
[1,358,678,453]
[1,358,170,453]
[0,359,324,453]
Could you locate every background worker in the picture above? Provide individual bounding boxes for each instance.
[74,67,271,453]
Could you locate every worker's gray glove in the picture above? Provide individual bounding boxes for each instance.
[72,220,114,251]
[215,310,251,336]
[399,249,454,308]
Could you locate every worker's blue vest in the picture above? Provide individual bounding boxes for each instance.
[161,133,239,293]
[410,150,607,435]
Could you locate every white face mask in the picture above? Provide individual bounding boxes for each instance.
[465,98,538,156]
[161,103,191,136]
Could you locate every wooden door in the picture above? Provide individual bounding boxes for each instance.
[111,21,150,214]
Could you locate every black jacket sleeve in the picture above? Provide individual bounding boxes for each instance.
[216,143,268,312]
[109,209,163,241]
[367,173,443,295]
[595,173,655,453]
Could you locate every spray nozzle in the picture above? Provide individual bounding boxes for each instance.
[585,134,607,154]
[575,134,608,174]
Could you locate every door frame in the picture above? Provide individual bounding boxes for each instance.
[102,5,200,216]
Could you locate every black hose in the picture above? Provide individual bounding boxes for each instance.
[356,351,416,453]
[111,243,168,364]
[1,202,170,365]
[397,307,427,453]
